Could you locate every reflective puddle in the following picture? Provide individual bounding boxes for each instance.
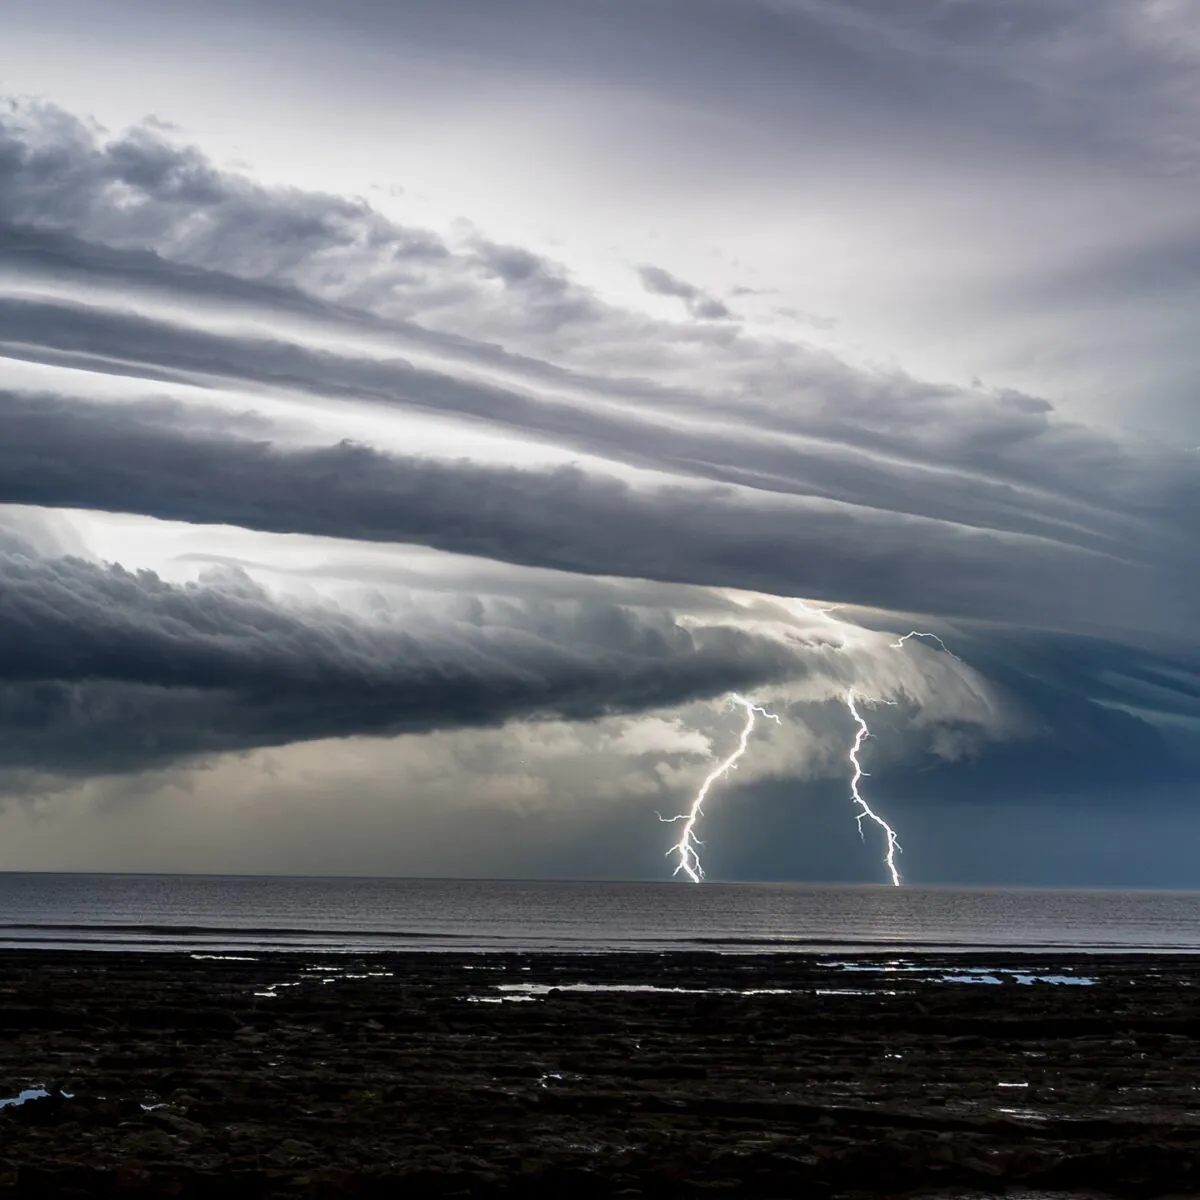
[0,1087,73,1109]
[495,982,796,997]
[251,967,394,998]
[831,962,1096,986]
[939,973,1095,986]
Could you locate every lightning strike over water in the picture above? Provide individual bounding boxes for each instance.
[845,689,903,887]
[660,612,962,885]
[660,694,781,883]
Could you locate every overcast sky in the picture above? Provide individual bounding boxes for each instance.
[0,0,1197,885]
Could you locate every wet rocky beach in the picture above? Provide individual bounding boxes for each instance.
[2,950,1199,1198]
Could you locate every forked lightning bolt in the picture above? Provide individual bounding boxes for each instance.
[660,621,958,885]
[659,694,780,882]
[845,689,902,886]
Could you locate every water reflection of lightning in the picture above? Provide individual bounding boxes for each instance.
[659,694,781,882]
[845,689,902,887]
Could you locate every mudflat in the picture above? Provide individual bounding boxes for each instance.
[1,949,1197,1197]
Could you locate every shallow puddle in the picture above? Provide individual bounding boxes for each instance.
[495,982,796,996]
[831,961,1096,986]
[939,973,1095,986]
[250,967,393,998]
[816,987,899,996]
[0,1086,73,1108]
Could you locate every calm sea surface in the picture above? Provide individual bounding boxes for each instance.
[1,874,1199,954]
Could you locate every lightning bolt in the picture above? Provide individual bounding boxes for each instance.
[889,630,962,661]
[658,615,960,885]
[659,693,780,882]
[845,688,902,887]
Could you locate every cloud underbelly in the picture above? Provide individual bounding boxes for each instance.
[0,390,1178,640]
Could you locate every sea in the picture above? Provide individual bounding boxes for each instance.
[0,873,1199,955]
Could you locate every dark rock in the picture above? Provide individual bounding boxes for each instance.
[0,948,1199,1196]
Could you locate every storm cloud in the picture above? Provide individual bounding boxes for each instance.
[0,390,1188,642]
[0,533,808,773]
[0,2,1196,883]
[0,278,1174,568]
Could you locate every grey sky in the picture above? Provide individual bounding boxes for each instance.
[0,1,1197,882]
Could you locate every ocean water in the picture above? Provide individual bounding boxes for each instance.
[1,873,1200,954]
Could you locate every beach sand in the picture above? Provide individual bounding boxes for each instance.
[0,949,1196,1197]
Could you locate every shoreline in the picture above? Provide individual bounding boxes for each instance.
[3,949,1198,1197]
[6,939,1200,957]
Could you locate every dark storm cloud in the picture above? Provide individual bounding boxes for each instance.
[1,518,1187,794]
[0,91,1196,794]
[0,102,445,266]
[0,99,1193,650]
[0,285,1167,562]
[467,240,605,329]
[0,100,1190,552]
[0,390,1188,641]
[0,222,616,404]
[888,632,1200,790]
[0,536,803,773]
[168,0,1200,430]
[638,265,733,321]
[0,101,608,343]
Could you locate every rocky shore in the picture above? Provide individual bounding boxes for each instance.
[1,949,1199,1197]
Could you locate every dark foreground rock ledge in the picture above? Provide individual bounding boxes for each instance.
[1,949,1198,1197]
